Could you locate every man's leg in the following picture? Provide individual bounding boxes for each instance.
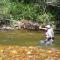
[44,38,51,45]
[45,38,54,45]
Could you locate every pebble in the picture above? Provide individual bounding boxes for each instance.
[0,46,60,60]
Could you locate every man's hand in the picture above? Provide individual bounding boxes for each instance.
[39,26,46,30]
[39,26,42,29]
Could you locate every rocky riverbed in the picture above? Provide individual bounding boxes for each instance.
[0,46,60,60]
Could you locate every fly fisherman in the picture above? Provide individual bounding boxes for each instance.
[39,25,54,45]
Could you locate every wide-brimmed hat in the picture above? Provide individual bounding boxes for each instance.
[45,25,51,28]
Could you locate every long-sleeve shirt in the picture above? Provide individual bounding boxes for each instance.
[46,28,54,38]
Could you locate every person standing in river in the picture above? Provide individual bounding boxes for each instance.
[39,24,54,45]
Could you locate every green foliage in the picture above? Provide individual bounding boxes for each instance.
[0,0,58,24]
[0,0,11,20]
[10,3,42,21]
[37,13,55,24]
[0,0,11,15]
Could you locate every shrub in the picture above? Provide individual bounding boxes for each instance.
[37,13,55,25]
[10,3,43,21]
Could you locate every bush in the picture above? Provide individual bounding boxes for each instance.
[0,1,56,25]
[10,3,43,21]
[37,13,55,24]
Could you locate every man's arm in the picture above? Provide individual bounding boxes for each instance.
[39,26,47,30]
